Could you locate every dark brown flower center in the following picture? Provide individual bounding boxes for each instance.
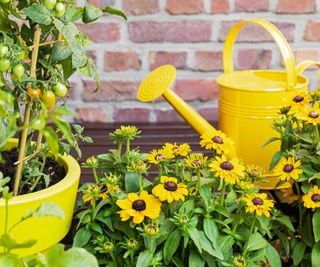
[220,161,234,170]
[164,181,178,191]
[252,197,264,205]
[156,154,165,161]
[311,194,320,202]
[132,200,146,211]
[293,95,304,103]
[309,110,319,119]
[283,164,294,173]
[173,146,179,152]
[193,159,201,166]
[213,136,223,144]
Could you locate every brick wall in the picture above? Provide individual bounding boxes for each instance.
[72,0,320,123]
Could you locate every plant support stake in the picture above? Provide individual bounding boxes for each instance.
[13,26,42,196]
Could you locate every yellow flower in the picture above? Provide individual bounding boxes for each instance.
[280,186,298,205]
[302,185,320,209]
[184,153,207,169]
[237,181,256,192]
[116,191,161,224]
[233,255,246,267]
[100,184,120,199]
[273,157,302,181]
[152,176,188,203]
[200,130,235,156]
[82,184,102,205]
[245,164,264,180]
[297,102,320,125]
[284,90,311,113]
[243,193,274,217]
[109,125,141,143]
[162,143,191,157]
[209,155,245,185]
[147,148,174,165]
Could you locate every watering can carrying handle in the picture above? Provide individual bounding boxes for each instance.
[296,60,320,75]
[223,18,297,90]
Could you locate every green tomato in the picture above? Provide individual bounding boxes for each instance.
[54,82,68,97]
[16,50,26,60]
[41,90,56,109]
[0,0,10,4]
[0,58,10,72]
[55,3,65,17]
[12,64,24,81]
[0,45,9,58]
[32,118,46,130]
[44,0,56,10]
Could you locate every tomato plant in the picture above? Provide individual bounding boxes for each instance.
[12,64,24,81]
[0,58,10,72]
[0,45,8,58]
[54,82,67,97]
[27,87,41,99]
[41,90,56,109]
[43,0,56,10]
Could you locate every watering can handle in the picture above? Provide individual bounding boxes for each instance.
[223,19,297,90]
[296,60,320,75]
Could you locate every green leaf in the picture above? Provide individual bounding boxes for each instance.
[293,242,306,266]
[188,250,205,267]
[204,218,219,248]
[246,233,268,252]
[25,4,52,25]
[164,229,181,263]
[51,41,72,62]
[273,216,294,232]
[32,202,64,219]
[73,227,92,247]
[269,151,284,171]
[199,185,211,208]
[0,254,23,267]
[262,137,281,148]
[64,7,83,22]
[277,231,290,257]
[218,236,234,253]
[313,209,320,242]
[265,244,281,267]
[102,7,127,21]
[189,228,202,253]
[312,243,320,267]
[198,231,224,260]
[42,127,59,155]
[0,233,36,252]
[83,4,103,23]
[136,250,153,267]
[125,172,139,193]
[225,190,237,206]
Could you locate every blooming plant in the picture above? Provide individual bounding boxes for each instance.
[0,0,126,196]
[268,88,320,266]
[74,126,292,267]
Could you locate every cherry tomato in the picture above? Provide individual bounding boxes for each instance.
[0,45,9,58]
[0,0,10,4]
[0,58,10,72]
[53,82,68,97]
[17,50,26,60]
[44,0,56,10]
[41,90,56,109]
[32,118,46,130]
[12,64,24,81]
[27,87,41,99]
[55,3,65,17]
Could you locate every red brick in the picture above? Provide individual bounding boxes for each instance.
[122,0,159,15]
[237,49,272,70]
[68,81,78,100]
[276,0,315,14]
[82,80,138,101]
[166,0,203,14]
[219,21,295,42]
[198,107,218,122]
[235,0,269,12]
[211,0,229,13]
[154,109,184,122]
[304,21,320,41]
[193,51,223,71]
[149,51,187,70]
[293,50,319,64]
[77,22,120,43]
[128,21,212,43]
[75,107,108,123]
[104,51,141,71]
[114,108,150,122]
[87,0,115,8]
[174,79,218,101]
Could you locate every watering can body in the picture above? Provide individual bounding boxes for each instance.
[217,19,311,188]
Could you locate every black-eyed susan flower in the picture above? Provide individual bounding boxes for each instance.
[109,125,141,143]
[184,153,207,170]
[131,161,147,173]
[285,90,311,113]
[162,142,191,157]
[280,186,298,205]
[237,181,256,192]
[302,185,320,209]
[273,157,302,181]
[233,255,246,267]
[200,130,235,156]
[100,183,119,199]
[152,176,188,203]
[209,155,245,185]
[144,223,160,236]
[243,193,274,217]
[245,164,264,180]
[297,102,320,125]
[147,148,173,165]
[82,184,105,205]
[116,191,161,224]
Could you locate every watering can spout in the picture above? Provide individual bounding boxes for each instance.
[137,65,216,136]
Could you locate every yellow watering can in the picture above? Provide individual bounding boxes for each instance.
[137,18,319,190]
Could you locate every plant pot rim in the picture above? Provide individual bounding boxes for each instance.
[0,138,81,205]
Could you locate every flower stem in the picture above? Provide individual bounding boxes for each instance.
[138,173,143,193]
[243,213,256,256]
[126,140,130,152]
[110,251,118,267]
[295,182,303,233]
[315,125,320,145]
[158,164,163,178]
[149,236,153,252]
[219,181,226,207]
[118,142,123,158]
[93,167,99,184]
[196,169,201,188]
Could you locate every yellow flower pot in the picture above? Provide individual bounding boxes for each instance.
[0,139,80,257]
